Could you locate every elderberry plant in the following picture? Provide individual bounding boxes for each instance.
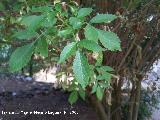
[9,2,121,104]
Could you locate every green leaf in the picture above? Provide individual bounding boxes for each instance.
[21,15,44,30]
[69,5,78,16]
[95,52,103,66]
[68,91,78,105]
[58,27,73,37]
[84,24,98,42]
[32,6,53,13]
[77,8,92,18]
[78,40,104,52]
[36,39,48,57]
[96,72,112,81]
[17,0,25,2]
[91,83,98,94]
[58,42,77,64]
[13,30,37,40]
[89,65,95,81]
[0,2,5,11]
[131,0,142,10]
[122,1,130,8]
[9,43,35,72]
[90,14,117,23]
[41,12,57,27]
[97,66,114,72]
[97,30,121,51]
[61,11,68,17]
[46,27,57,35]
[72,51,90,88]
[68,81,78,92]
[99,82,110,88]
[69,17,82,29]
[96,86,104,101]
[102,73,112,80]
[79,90,85,100]
[54,3,62,12]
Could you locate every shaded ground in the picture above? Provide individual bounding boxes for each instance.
[0,74,98,120]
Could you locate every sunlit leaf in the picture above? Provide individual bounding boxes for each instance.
[72,51,90,88]
[97,30,121,51]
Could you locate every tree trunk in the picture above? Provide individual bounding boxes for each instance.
[128,86,136,120]
[90,95,108,120]
[132,80,141,120]
[111,79,122,120]
[102,90,112,120]
[128,80,141,120]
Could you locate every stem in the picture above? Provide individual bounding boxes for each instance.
[86,87,108,120]
[89,94,108,120]
[132,80,141,120]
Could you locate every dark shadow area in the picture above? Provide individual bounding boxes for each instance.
[0,73,98,120]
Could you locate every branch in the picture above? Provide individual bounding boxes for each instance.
[117,35,139,73]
